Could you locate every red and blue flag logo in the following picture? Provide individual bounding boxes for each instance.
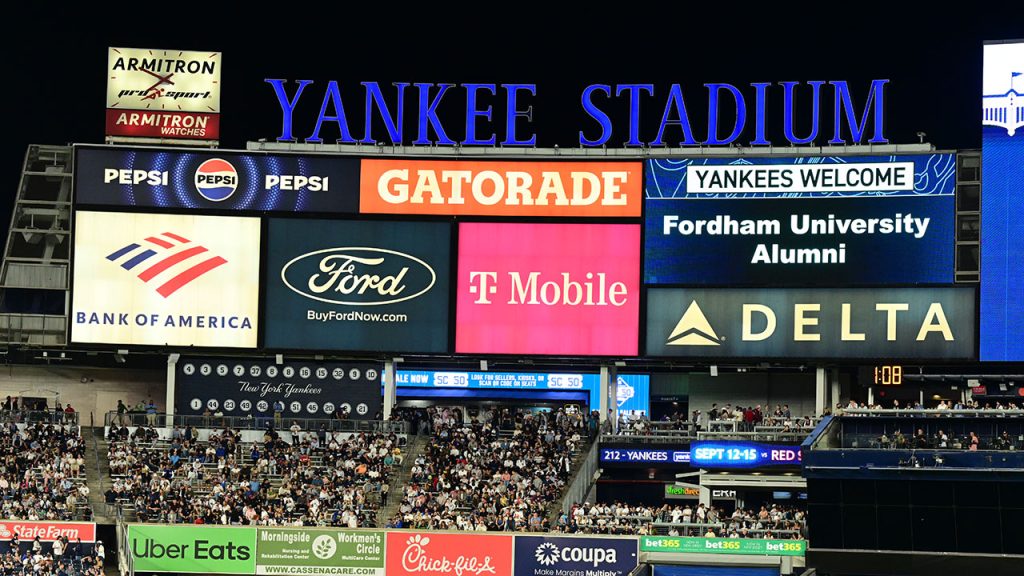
[105,232,227,298]
[194,158,238,202]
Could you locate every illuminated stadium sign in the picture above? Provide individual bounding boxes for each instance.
[106,47,222,141]
[689,441,802,467]
[644,154,956,285]
[266,79,888,147]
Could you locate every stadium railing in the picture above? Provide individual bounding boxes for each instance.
[103,411,408,434]
[0,409,79,425]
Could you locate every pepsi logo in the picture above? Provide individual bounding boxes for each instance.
[194,158,238,202]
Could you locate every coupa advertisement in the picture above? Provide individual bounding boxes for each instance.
[175,357,382,419]
[263,219,451,352]
[645,287,976,359]
[74,146,360,212]
[514,536,638,576]
[455,223,640,356]
[644,154,956,285]
[71,211,260,348]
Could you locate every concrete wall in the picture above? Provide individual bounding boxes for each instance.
[0,364,164,424]
[687,372,818,417]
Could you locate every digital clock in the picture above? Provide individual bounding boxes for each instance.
[872,364,904,385]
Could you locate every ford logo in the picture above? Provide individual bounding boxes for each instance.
[281,247,436,306]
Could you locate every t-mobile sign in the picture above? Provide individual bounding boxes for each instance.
[456,223,640,356]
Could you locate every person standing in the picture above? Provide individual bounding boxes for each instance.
[51,537,64,563]
[115,400,127,426]
[96,540,106,566]
[146,399,158,426]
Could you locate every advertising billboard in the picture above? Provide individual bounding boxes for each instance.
[456,223,640,356]
[263,219,450,352]
[514,536,638,576]
[255,529,384,576]
[176,357,382,419]
[640,536,805,557]
[689,441,802,467]
[0,521,95,543]
[71,211,260,348]
[75,147,359,212]
[644,154,956,285]
[981,40,1024,361]
[128,525,256,574]
[106,48,221,140]
[600,446,691,465]
[360,159,642,217]
[645,287,975,359]
[385,532,513,576]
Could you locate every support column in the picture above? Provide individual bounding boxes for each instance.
[830,368,841,412]
[815,366,827,416]
[166,353,179,429]
[383,360,397,421]
[599,365,618,431]
[868,386,874,407]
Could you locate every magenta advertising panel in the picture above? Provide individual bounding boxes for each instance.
[456,223,640,356]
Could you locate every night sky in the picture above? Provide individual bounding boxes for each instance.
[3,4,1021,212]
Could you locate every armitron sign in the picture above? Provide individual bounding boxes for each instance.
[106,47,222,141]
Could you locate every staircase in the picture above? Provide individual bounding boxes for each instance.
[84,427,115,524]
[376,434,429,526]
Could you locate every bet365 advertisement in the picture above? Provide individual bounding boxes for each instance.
[980,40,1024,361]
[263,219,451,353]
[71,211,260,348]
[456,223,640,356]
[644,154,956,285]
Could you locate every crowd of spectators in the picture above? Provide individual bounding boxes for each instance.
[616,404,818,436]
[387,407,583,531]
[840,399,1022,413]
[105,424,401,527]
[0,536,103,576]
[553,501,806,538]
[0,422,89,521]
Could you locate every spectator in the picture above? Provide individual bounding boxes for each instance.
[146,399,158,427]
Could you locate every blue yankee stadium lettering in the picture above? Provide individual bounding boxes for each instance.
[265,79,888,147]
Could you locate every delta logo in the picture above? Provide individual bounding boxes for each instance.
[194,158,238,201]
[104,232,227,298]
[667,300,722,346]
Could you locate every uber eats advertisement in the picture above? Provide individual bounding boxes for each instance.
[128,525,256,573]
[644,154,956,285]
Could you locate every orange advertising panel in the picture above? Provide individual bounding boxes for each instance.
[360,159,642,217]
[385,532,514,576]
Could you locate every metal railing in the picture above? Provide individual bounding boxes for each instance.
[843,408,1024,417]
[103,411,408,434]
[0,409,79,425]
[560,438,601,516]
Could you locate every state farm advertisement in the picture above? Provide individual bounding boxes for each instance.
[456,223,640,356]
[385,532,513,576]
[360,159,641,217]
[0,521,96,542]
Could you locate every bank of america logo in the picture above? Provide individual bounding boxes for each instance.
[105,232,227,298]
[667,300,721,346]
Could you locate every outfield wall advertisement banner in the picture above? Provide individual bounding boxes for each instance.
[456,223,640,356]
[360,159,642,217]
[0,521,95,543]
[640,536,805,557]
[385,532,514,576]
[255,528,385,576]
[75,147,359,212]
[129,525,257,574]
[645,287,975,359]
[175,357,382,419]
[263,219,451,353]
[980,40,1024,361]
[514,535,638,576]
[71,211,260,348]
[644,154,956,285]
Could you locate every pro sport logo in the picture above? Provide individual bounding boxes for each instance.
[105,232,227,298]
[194,158,238,202]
